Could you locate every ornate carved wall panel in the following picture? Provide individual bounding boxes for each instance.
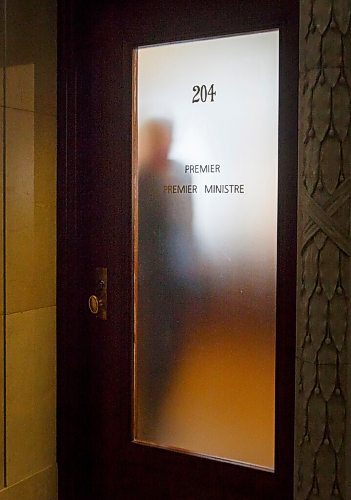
[297,0,351,498]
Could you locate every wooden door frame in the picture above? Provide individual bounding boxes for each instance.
[57,1,299,498]
[57,2,92,498]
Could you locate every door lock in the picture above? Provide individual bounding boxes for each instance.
[88,295,103,315]
[89,268,107,320]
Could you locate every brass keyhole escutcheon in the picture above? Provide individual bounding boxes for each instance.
[88,295,102,315]
[88,268,107,320]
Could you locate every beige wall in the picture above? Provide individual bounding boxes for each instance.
[0,1,57,499]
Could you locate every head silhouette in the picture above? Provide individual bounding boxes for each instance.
[139,119,173,171]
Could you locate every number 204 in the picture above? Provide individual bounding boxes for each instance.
[192,84,216,103]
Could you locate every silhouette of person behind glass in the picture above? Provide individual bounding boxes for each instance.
[137,119,196,441]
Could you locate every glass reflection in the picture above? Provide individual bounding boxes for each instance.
[134,31,279,470]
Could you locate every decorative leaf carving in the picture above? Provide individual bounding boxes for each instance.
[312,83,331,141]
[318,341,338,365]
[338,364,348,398]
[313,0,332,35]
[301,91,313,142]
[333,83,351,140]
[329,294,348,351]
[324,67,341,88]
[328,394,346,452]
[298,293,310,348]
[302,360,317,397]
[297,2,350,497]
[318,363,337,400]
[303,241,319,297]
[298,441,315,498]
[308,68,320,90]
[304,136,320,193]
[319,239,340,299]
[334,201,350,235]
[315,444,336,498]
[342,135,351,179]
[334,0,351,34]
[302,338,318,363]
[306,30,322,70]
[308,393,326,451]
[309,292,328,350]
[301,0,313,39]
[343,31,351,69]
[322,30,342,68]
[314,230,327,250]
[295,387,307,446]
[339,251,350,297]
[336,453,345,498]
[320,138,341,194]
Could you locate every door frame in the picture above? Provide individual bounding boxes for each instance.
[57,1,299,498]
[57,2,92,498]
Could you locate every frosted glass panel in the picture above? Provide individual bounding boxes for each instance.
[133,30,279,470]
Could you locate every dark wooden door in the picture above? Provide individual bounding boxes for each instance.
[58,1,299,498]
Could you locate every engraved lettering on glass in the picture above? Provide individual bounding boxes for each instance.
[133,30,279,470]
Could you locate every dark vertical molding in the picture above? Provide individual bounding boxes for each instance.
[296,0,351,498]
[57,1,91,498]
